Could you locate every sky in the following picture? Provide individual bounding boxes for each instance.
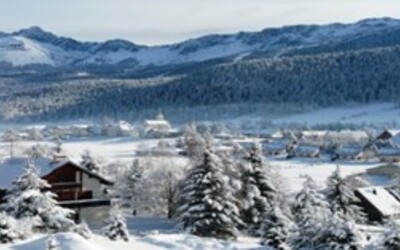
[1,0,400,45]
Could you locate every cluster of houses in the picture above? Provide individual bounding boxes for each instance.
[259,129,400,163]
[3,112,177,142]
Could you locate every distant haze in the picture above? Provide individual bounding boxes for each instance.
[1,0,400,45]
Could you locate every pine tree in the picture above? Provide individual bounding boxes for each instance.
[314,213,362,250]
[103,206,129,241]
[46,234,60,250]
[261,207,293,250]
[291,175,331,249]
[0,212,20,243]
[177,147,242,240]
[325,166,366,223]
[381,220,400,250]
[240,142,277,235]
[3,161,75,232]
[80,150,101,173]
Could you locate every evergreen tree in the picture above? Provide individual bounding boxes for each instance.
[103,206,129,241]
[80,150,101,173]
[292,175,331,249]
[240,142,277,235]
[325,166,366,223]
[381,220,400,250]
[177,147,242,240]
[0,212,20,243]
[261,207,293,250]
[313,213,362,250]
[3,161,75,232]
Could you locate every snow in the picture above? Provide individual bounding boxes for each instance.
[270,158,380,193]
[272,103,400,127]
[0,232,263,250]
[357,187,400,217]
[0,36,54,66]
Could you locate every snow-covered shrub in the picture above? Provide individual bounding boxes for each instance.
[0,212,22,244]
[72,221,92,239]
[103,206,129,241]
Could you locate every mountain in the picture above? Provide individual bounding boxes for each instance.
[1,17,400,70]
[2,17,400,122]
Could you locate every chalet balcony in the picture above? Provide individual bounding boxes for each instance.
[54,190,92,201]
[49,182,82,190]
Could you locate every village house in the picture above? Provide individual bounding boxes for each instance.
[42,160,113,226]
[355,186,400,222]
[378,147,400,163]
[0,157,113,226]
[286,143,320,159]
[143,112,173,138]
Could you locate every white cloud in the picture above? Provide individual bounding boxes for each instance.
[1,0,400,45]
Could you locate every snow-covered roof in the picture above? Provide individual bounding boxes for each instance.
[144,119,171,127]
[357,187,400,217]
[46,159,113,185]
[0,157,113,189]
[378,147,400,156]
[295,144,320,153]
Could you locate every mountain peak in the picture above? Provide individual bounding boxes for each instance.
[13,26,57,41]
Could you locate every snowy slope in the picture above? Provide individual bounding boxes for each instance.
[1,17,400,67]
[1,232,263,250]
[0,36,55,66]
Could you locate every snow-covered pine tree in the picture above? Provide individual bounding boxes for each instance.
[291,175,331,249]
[80,150,101,173]
[261,207,293,250]
[239,142,278,235]
[182,123,206,160]
[3,161,75,232]
[103,205,129,241]
[0,212,20,243]
[325,165,366,223]
[381,220,400,250]
[177,147,242,240]
[313,212,362,250]
[46,234,60,250]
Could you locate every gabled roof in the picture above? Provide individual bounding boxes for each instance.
[356,187,400,217]
[47,159,113,185]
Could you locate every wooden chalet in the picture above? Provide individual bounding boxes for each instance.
[42,160,113,225]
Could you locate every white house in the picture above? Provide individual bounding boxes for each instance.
[143,112,172,137]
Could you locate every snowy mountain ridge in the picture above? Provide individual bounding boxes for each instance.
[1,17,400,67]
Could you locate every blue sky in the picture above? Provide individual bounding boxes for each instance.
[1,0,400,45]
